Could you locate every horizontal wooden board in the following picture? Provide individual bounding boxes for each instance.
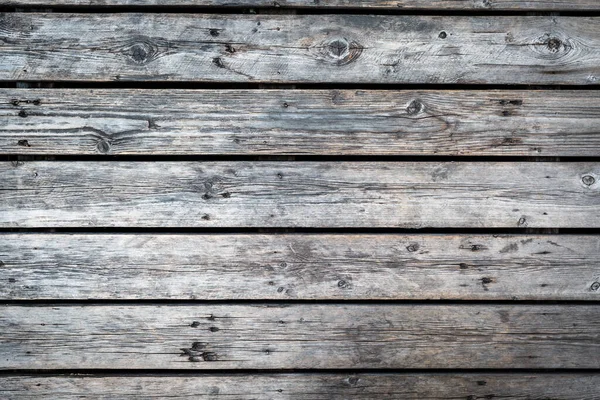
[2,234,600,300]
[3,0,600,10]
[2,304,599,369]
[1,14,600,84]
[2,373,600,400]
[2,161,599,228]
[3,89,600,156]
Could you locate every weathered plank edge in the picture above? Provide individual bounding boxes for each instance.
[2,14,599,84]
[3,89,600,156]
[2,304,599,369]
[2,0,600,10]
[1,373,600,400]
[2,161,599,228]
[2,233,600,300]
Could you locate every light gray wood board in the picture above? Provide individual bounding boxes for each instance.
[2,234,600,300]
[2,373,600,400]
[4,89,600,156]
[2,161,599,228]
[2,304,599,369]
[1,14,599,84]
[3,0,600,10]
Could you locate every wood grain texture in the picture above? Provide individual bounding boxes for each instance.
[2,234,600,300]
[2,0,600,10]
[2,161,599,228]
[2,304,599,369]
[3,89,600,156]
[1,14,599,84]
[2,373,600,400]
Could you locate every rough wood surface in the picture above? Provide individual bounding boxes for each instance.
[2,161,599,228]
[3,89,600,156]
[1,14,599,84]
[2,304,599,369]
[2,373,600,400]
[2,234,600,300]
[3,0,600,10]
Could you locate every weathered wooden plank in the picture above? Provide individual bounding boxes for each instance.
[1,14,599,84]
[2,304,599,369]
[2,162,599,228]
[3,89,600,156]
[2,234,600,300]
[3,0,600,10]
[2,373,600,400]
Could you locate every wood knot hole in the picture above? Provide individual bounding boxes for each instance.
[125,38,158,65]
[96,140,111,154]
[326,38,363,66]
[337,280,350,289]
[328,39,348,57]
[406,243,420,252]
[546,37,562,53]
[406,100,422,115]
[582,175,596,186]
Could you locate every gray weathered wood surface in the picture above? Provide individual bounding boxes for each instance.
[3,0,600,10]
[2,161,599,228]
[2,234,600,300]
[2,14,599,84]
[2,373,600,400]
[1,0,599,395]
[2,304,599,369]
[3,89,600,156]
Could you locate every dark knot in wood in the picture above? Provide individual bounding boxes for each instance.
[581,175,596,186]
[532,34,571,59]
[96,140,111,154]
[123,37,159,65]
[406,243,420,252]
[337,280,350,289]
[181,342,218,362]
[545,37,562,53]
[406,100,423,115]
[325,38,363,66]
[328,40,347,57]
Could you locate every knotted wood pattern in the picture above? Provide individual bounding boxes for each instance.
[1,0,599,398]
[1,14,599,84]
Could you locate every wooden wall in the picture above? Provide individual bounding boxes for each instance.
[0,0,599,398]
